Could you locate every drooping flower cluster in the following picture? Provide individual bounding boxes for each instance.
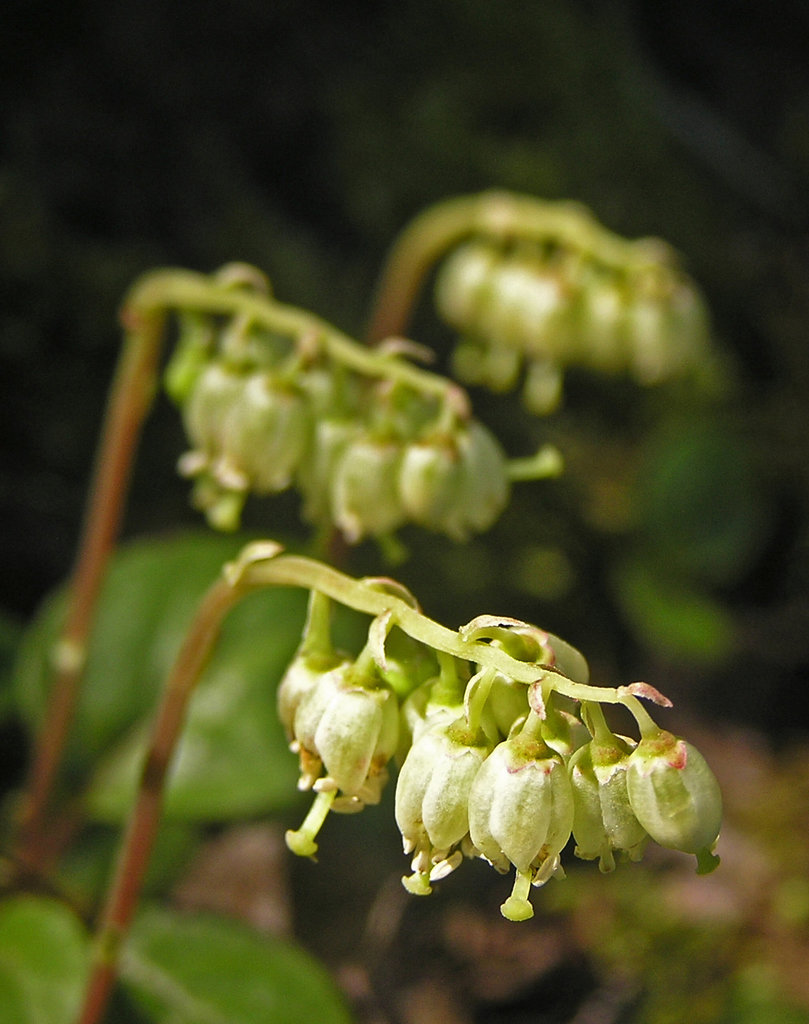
[434,234,714,413]
[279,589,722,922]
[163,271,512,539]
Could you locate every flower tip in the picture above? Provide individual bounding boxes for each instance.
[285,829,319,859]
[402,872,433,896]
[695,846,720,876]
[500,896,534,922]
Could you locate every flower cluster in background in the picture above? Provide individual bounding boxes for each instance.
[435,226,715,414]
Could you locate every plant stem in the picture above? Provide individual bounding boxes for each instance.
[365,190,678,342]
[16,311,166,876]
[76,574,246,1024]
[128,268,464,406]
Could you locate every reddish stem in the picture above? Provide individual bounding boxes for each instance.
[16,310,166,876]
[76,575,245,1024]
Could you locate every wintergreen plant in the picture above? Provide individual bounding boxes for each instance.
[3,191,726,1024]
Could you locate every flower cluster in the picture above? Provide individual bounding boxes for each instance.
[163,272,512,540]
[280,591,722,922]
[434,236,713,413]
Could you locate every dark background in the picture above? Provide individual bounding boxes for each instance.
[2,0,809,736]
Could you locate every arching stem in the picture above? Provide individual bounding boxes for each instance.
[76,573,249,1024]
[16,310,166,876]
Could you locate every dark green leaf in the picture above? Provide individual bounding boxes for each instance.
[0,896,89,1024]
[613,555,735,664]
[122,905,354,1024]
[12,532,308,819]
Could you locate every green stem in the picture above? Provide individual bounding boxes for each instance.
[16,312,166,876]
[226,543,605,702]
[366,190,678,342]
[621,694,662,740]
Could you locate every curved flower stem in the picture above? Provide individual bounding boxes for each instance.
[16,310,166,876]
[128,268,467,409]
[365,190,678,342]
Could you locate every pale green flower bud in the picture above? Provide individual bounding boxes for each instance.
[468,726,574,921]
[569,734,648,872]
[182,362,245,460]
[313,682,399,803]
[277,652,348,744]
[578,275,627,373]
[291,662,348,790]
[434,242,500,329]
[297,417,361,526]
[482,259,568,359]
[398,421,509,540]
[290,660,399,805]
[398,438,464,537]
[455,421,510,535]
[331,434,406,541]
[395,717,492,894]
[469,732,574,877]
[223,372,310,493]
[626,730,722,873]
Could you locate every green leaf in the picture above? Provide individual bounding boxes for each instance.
[122,905,354,1024]
[612,554,735,664]
[636,422,768,587]
[12,531,308,819]
[0,896,90,1024]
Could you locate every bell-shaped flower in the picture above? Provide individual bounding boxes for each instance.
[626,728,722,874]
[222,372,311,494]
[395,716,492,895]
[291,661,399,807]
[330,433,406,541]
[468,717,574,921]
[568,714,648,873]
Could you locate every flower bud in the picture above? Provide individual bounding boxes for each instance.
[313,683,399,804]
[297,417,360,526]
[398,437,464,537]
[182,362,245,460]
[569,734,648,872]
[482,258,568,359]
[434,242,500,330]
[469,732,574,878]
[626,730,721,872]
[468,727,574,921]
[291,660,399,805]
[277,652,347,743]
[330,434,406,541]
[455,421,510,535]
[577,274,627,373]
[395,717,492,894]
[223,372,310,493]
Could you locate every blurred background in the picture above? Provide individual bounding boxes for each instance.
[2,2,809,1021]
